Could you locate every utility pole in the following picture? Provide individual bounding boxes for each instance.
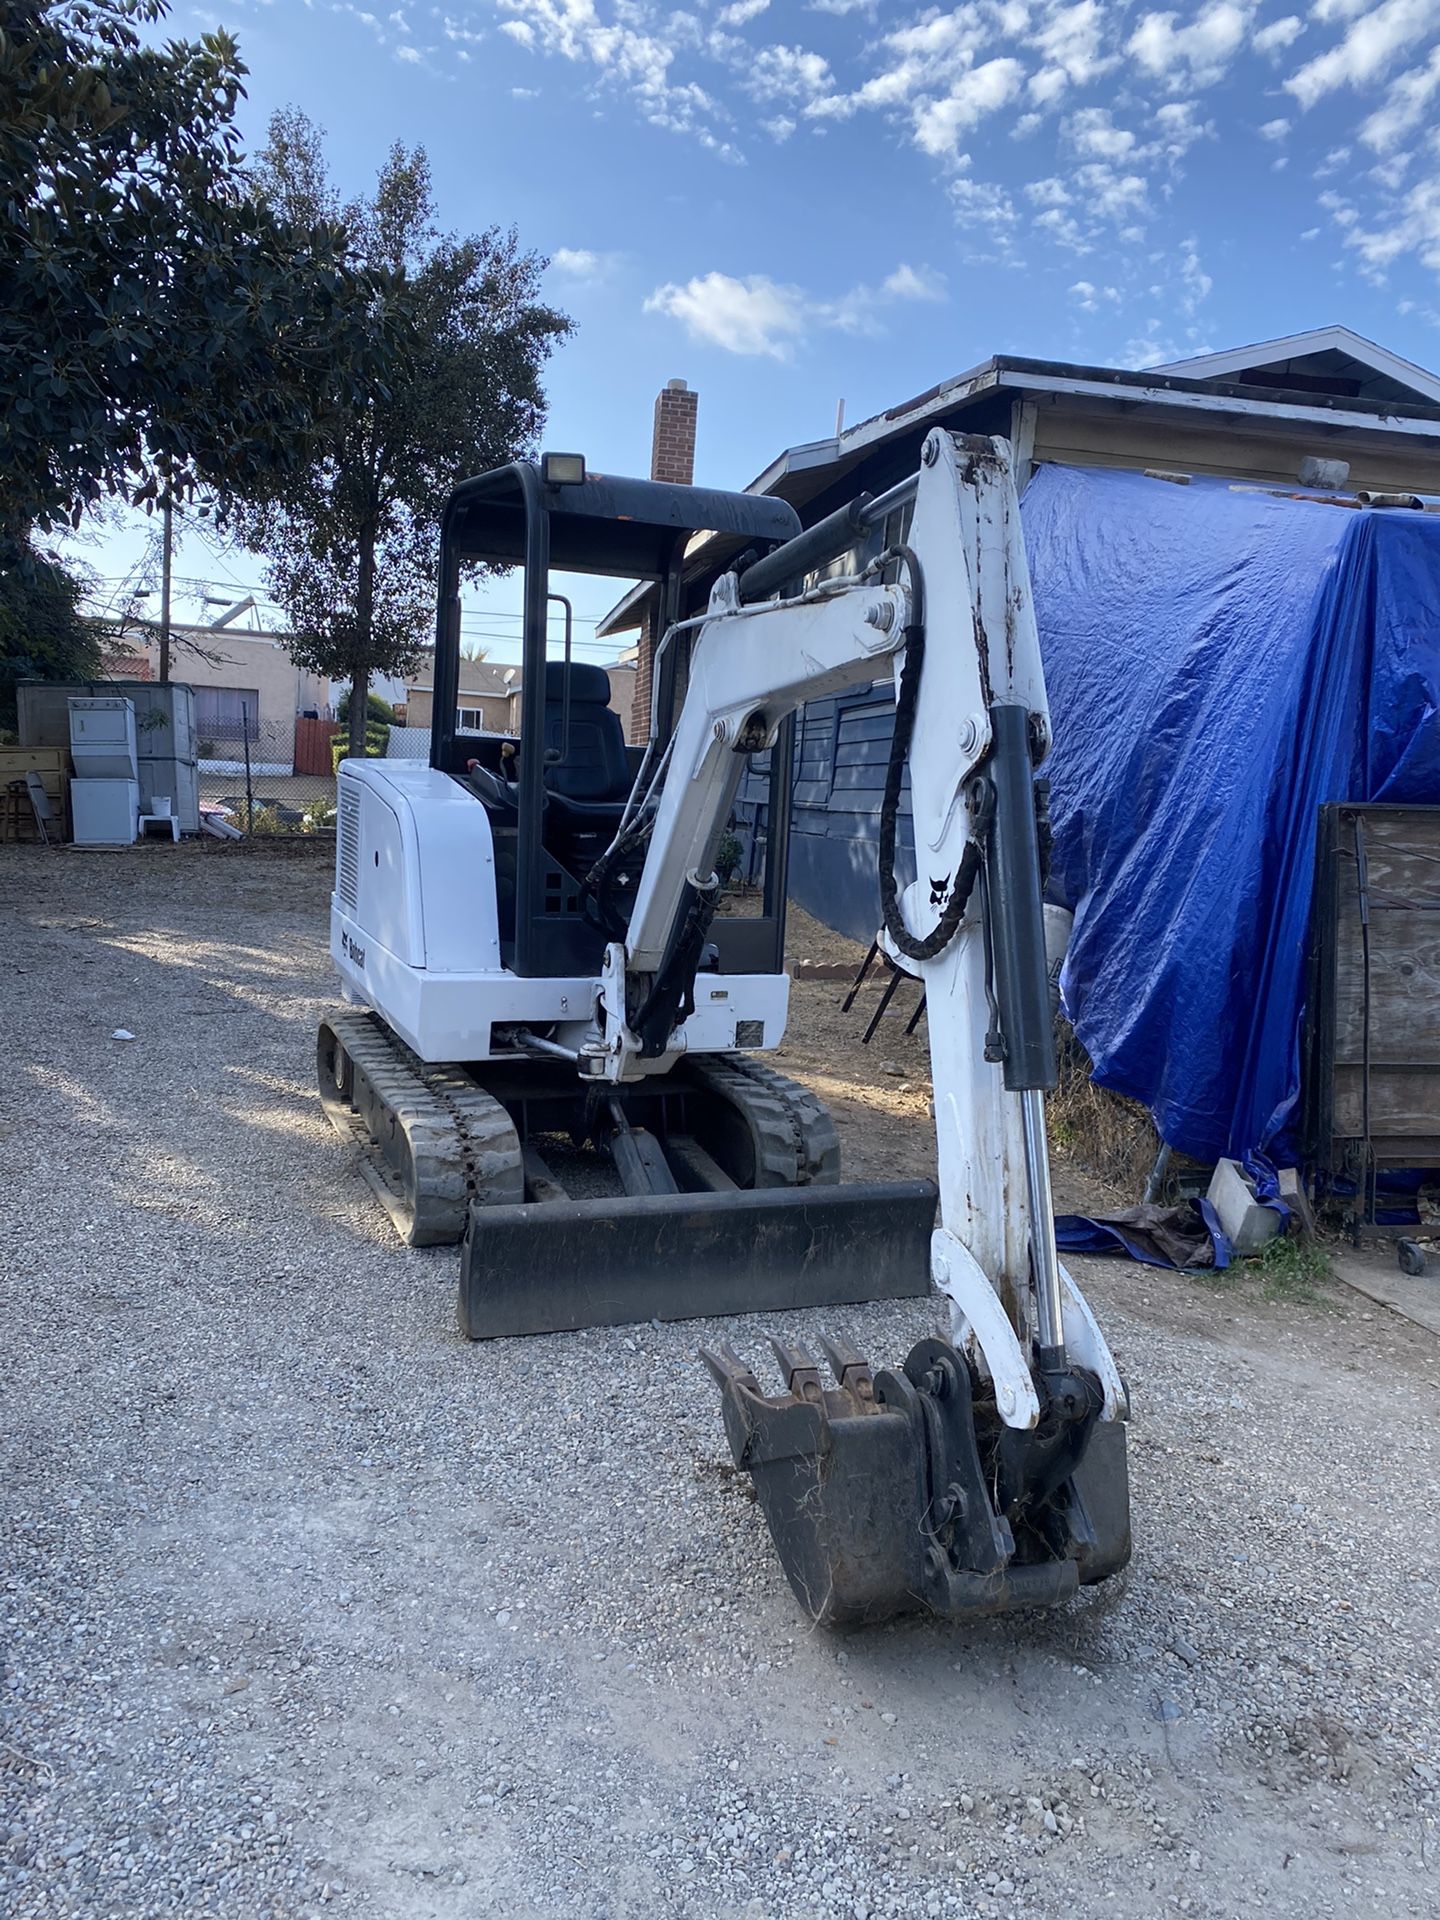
[158,492,173,684]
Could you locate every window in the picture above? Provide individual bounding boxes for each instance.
[194,687,259,742]
[457,705,487,732]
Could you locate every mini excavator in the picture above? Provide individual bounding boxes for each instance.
[319,431,1131,1625]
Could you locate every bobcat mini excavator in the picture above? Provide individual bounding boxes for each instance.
[319,431,1130,1625]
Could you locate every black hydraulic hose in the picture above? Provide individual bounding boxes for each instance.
[876,546,991,964]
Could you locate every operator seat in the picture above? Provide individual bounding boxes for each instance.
[541,660,631,863]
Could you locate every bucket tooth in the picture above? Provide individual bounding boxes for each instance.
[700,1343,761,1396]
[817,1331,876,1399]
[767,1337,825,1400]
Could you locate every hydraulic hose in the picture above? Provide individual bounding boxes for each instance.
[876,546,991,964]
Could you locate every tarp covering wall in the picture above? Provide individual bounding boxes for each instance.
[1026,464,1440,1163]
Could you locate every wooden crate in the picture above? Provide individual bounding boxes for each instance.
[1305,804,1440,1214]
[0,746,68,775]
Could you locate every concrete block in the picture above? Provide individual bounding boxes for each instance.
[1298,455,1350,489]
[1276,1165,1316,1238]
[1207,1157,1282,1256]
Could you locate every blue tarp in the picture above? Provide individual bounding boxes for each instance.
[1023,465,1440,1164]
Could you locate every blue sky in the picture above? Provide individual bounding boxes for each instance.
[82,0,1440,664]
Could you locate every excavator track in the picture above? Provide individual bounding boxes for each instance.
[317,1011,523,1247]
[684,1054,842,1189]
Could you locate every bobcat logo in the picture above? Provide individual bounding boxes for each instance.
[929,873,951,908]
[341,929,367,969]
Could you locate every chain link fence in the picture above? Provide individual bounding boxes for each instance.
[197,714,340,835]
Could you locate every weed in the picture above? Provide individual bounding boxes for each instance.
[1254,1231,1334,1306]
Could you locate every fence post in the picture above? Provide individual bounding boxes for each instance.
[243,724,253,827]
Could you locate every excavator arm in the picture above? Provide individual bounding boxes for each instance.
[600,430,1131,1624]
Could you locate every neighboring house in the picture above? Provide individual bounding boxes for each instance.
[597,325,1440,937]
[405,654,520,735]
[405,650,640,743]
[121,621,328,772]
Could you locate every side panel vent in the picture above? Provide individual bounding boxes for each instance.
[337,781,360,912]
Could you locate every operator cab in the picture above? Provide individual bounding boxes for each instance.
[431,455,802,978]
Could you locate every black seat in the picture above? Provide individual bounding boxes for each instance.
[541,661,631,833]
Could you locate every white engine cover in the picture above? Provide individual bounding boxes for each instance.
[331,759,788,1066]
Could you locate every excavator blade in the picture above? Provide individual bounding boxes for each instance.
[457,1180,937,1339]
[703,1335,1130,1627]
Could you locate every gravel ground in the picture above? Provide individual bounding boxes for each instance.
[3,841,1438,1920]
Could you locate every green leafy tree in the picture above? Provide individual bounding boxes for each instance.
[0,538,102,731]
[0,2,399,534]
[0,2,404,706]
[241,110,571,758]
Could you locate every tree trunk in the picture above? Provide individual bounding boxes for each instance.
[348,665,370,759]
[348,532,377,759]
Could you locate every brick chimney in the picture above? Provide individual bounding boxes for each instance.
[634,379,697,738]
[650,377,697,486]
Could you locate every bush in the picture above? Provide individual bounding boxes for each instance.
[716,830,744,885]
[331,727,388,773]
[336,687,397,726]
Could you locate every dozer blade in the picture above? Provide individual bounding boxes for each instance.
[457,1179,937,1339]
[703,1335,1130,1627]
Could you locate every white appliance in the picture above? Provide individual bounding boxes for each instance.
[70,698,140,844]
[71,777,140,846]
[69,697,138,779]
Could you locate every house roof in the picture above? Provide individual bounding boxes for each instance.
[596,326,1440,637]
[1154,325,1440,410]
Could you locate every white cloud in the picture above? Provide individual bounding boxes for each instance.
[1065,106,1139,159]
[1344,175,1440,274]
[550,247,619,279]
[646,273,805,357]
[1152,99,1211,156]
[882,262,949,300]
[1069,278,1121,310]
[1284,0,1434,111]
[913,58,1026,158]
[745,43,833,103]
[1252,13,1303,53]
[719,0,769,23]
[644,261,948,357]
[1358,46,1440,151]
[950,176,1019,226]
[1259,115,1291,138]
[395,41,422,62]
[495,0,739,157]
[1027,0,1116,101]
[1128,2,1258,91]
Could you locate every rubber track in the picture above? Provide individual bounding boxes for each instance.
[317,1012,523,1247]
[686,1054,842,1189]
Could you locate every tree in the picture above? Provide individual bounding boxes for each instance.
[241,111,571,757]
[0,537,102,731]
[0,3,405,710]
[0,2,400,537]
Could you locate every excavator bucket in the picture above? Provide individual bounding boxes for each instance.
[703,1335,1130,1627]
[457,1181,938,1339]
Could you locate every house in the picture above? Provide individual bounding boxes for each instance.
[404,655,521,735]
[114,620,330,772]
[597,325,1440,936]
[404,651,641,744]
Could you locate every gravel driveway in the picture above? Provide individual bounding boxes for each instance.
[3,842,1437,1920]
